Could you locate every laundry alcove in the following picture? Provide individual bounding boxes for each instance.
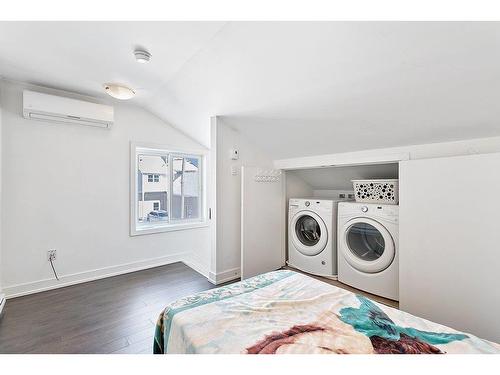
[285,163,399,202]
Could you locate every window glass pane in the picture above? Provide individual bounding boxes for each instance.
[137,154,169,225]
[172,156,201,220]
[184,157,201,219]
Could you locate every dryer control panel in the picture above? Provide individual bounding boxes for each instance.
[338,202,399,223]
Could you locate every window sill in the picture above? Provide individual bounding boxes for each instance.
[130,221,210,236]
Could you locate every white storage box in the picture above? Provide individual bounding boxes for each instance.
[352,179,399,204]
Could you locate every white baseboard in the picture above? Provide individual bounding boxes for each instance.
[208,267,241,285]
[3,252,187,299]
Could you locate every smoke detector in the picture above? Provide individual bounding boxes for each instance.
[134,49,152,63]
[103,84,135,100]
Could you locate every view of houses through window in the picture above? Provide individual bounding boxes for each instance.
[136,148,202,230]
[137,154,169,224]
[172,156,201,220]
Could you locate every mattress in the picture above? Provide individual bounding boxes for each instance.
[154,270,499,354]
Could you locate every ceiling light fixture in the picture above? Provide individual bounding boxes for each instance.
[103,83,135,100]
[134,49,152,63]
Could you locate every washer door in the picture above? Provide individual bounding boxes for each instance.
[341,218,395,273]
[291,210,328,256]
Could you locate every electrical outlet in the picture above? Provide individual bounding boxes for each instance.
[47,250,57,261]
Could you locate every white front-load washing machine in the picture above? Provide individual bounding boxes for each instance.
[337,202,399,301]
[288,198,344,277]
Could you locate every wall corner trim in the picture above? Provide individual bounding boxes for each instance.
[182,258,210,279]
[208,267,241,285]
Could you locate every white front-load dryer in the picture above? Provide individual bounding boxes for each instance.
[337,202,399,301]
[288,198,343,277]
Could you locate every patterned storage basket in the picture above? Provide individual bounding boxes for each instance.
[352,179,399,205]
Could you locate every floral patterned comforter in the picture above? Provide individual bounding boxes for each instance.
[153,270,499,354]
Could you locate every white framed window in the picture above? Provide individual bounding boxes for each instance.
[147,174,160,182]
[130,143,207,236]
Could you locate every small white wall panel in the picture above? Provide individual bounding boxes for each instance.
[399,153,500,342]
[241,167,285,279]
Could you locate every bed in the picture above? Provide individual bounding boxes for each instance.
[154,270,499,354]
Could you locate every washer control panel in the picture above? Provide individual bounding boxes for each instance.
[289,198,334,213]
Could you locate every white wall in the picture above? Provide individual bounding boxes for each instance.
[0,81,3,303]
[312,190,354,199]
[285,172,313,201]
[399,153,500,342]
[0,80,211,298]
[210,117,274,283]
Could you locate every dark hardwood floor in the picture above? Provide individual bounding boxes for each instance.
[0,262,398,354]
[0,262,218,354]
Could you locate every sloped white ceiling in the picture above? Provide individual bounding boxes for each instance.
[0,21,226,140]
[1,22,500,157]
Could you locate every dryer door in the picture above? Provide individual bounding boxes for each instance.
[291,210,328,256]
[341,218,395,273]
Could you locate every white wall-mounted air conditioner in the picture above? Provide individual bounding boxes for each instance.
[23,90,114,129]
